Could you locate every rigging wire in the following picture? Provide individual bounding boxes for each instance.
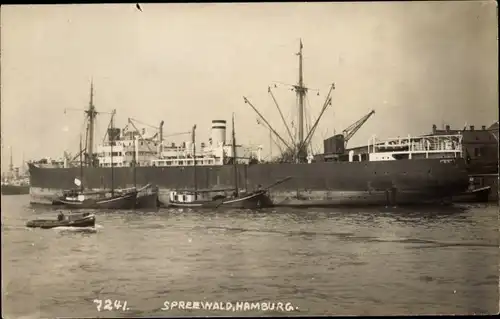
[293,95,298,145]
[130,117,160,130]
[271,81,320,92]
[305,94,314,153]
[65,117,88,160]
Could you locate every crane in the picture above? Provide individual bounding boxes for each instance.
[342,110,375,147]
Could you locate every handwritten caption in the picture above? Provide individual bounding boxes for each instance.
[93,299,129,312]
[92,299,298,313]
[161,301,298,312]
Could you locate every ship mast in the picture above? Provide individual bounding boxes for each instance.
[232,114,239,198]
[110,109,116,196]
[295,39,307,162]
[79,135,84,192]
[192,124,197,198]
[243,40,334,164]
[85,80,97,167]
[9,146,13,177]
[133,138,137,189]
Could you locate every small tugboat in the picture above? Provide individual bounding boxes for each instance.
[168,116,290,209]
[26,211,96,229]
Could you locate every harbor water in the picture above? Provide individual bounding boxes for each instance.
[1,194,498,317]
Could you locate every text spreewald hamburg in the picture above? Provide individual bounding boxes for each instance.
[161,301,298,312]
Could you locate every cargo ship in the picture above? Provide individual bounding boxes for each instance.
[28,41,470,207]
[1,179,30,196]
[1,147,30,196]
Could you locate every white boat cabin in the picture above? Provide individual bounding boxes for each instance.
[169,188,240,203]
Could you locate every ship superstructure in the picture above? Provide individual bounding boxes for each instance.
[366,134,463,161]
[57,82,262,169]
[96,119,263,168]
[96,128,158,167]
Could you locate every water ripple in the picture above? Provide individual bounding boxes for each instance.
[1,195,498,317]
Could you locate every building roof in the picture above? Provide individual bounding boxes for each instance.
[488,121,499,131]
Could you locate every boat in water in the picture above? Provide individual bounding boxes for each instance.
[452,186,491,203]
[55,187,138,209]
[169,189,273,209]
[26,212,96,229]
[27,41,470,208]
[1,147,30,195]
[1,179,30,195]
[53,110,139,210]
[450,176,492,203]
[168,118,283,209]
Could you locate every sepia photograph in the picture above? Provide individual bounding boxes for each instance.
[1,1,498,317]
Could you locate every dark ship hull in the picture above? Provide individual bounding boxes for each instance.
[28,158,470,208]
[1,184,30,195]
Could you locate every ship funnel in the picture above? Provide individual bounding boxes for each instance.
[211,120,227,147]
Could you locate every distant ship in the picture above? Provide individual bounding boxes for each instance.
[1,180,30,196]
[1,147,30,196]
[28,40,470,207]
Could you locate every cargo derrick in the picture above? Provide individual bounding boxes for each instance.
[243,97,295,157]
[243,40,335,164]
[158,121,164,155]
[122,118,172,159]
[127,118,156,155]
[256,117,284,160]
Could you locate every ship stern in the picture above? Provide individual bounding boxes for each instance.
[432,158,470,198]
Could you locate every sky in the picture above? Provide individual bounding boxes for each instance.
[1,2,498,171]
